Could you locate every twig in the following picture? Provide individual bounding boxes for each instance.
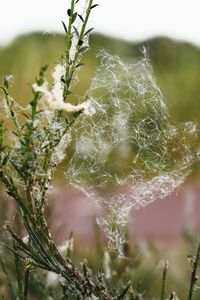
[187,243,200,300]
[24,265,31,300]
[160,260,168,300]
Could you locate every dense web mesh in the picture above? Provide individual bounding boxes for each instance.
[66,50,199,255]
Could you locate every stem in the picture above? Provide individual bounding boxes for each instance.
[13,239,23,300]
[187,243,200,300]
[0,87,21,136]
[0,255,16,300]
[62,285,68,300]
[64,0,94,98]
[67,0,75,53]
[79,0,94,40]
[160,260,168,300]
[24,266,30,300]
[64,0,76,98]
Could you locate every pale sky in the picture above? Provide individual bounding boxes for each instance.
[0,0,200,46]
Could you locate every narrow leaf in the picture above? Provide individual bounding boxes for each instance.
[24,266,31,300]
[73,26,79,38]
[75,63,85,69]
[78,14,84,22]
[61,21,68,34]
[67,9,71,17]
[84,28,94,36]
[79,46,88,54]
[116,283,131,300]
[90,4,99,9]
[13,239,23,300]
[21,112,31,119]
[72,12,77,24]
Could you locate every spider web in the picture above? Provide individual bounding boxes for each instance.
[65,50,199,255]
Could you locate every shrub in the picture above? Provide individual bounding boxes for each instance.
[0,1,199,299]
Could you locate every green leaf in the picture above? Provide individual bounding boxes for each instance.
[67,9,71,17]
[116,283,131,300]
[79,46,88,54]
[66,90,72,96]
[73,26,79,38]
[75,63,85,69]
[35,110,43,115]
[72,12,77,24]
[40,65,48,74]
[37,65,48,85]
[12,131,20,138]
[61,21,68,34]
[90,4,99,9]
[78,14,84,22]
[84,28,94,36]
[21,112,31,119]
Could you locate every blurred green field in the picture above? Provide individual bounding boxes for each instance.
[1,32,200,123]
[1,32,200,176]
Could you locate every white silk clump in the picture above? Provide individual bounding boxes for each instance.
[32,64,94,116]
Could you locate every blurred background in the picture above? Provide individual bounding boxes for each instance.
[0,0,200,249]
